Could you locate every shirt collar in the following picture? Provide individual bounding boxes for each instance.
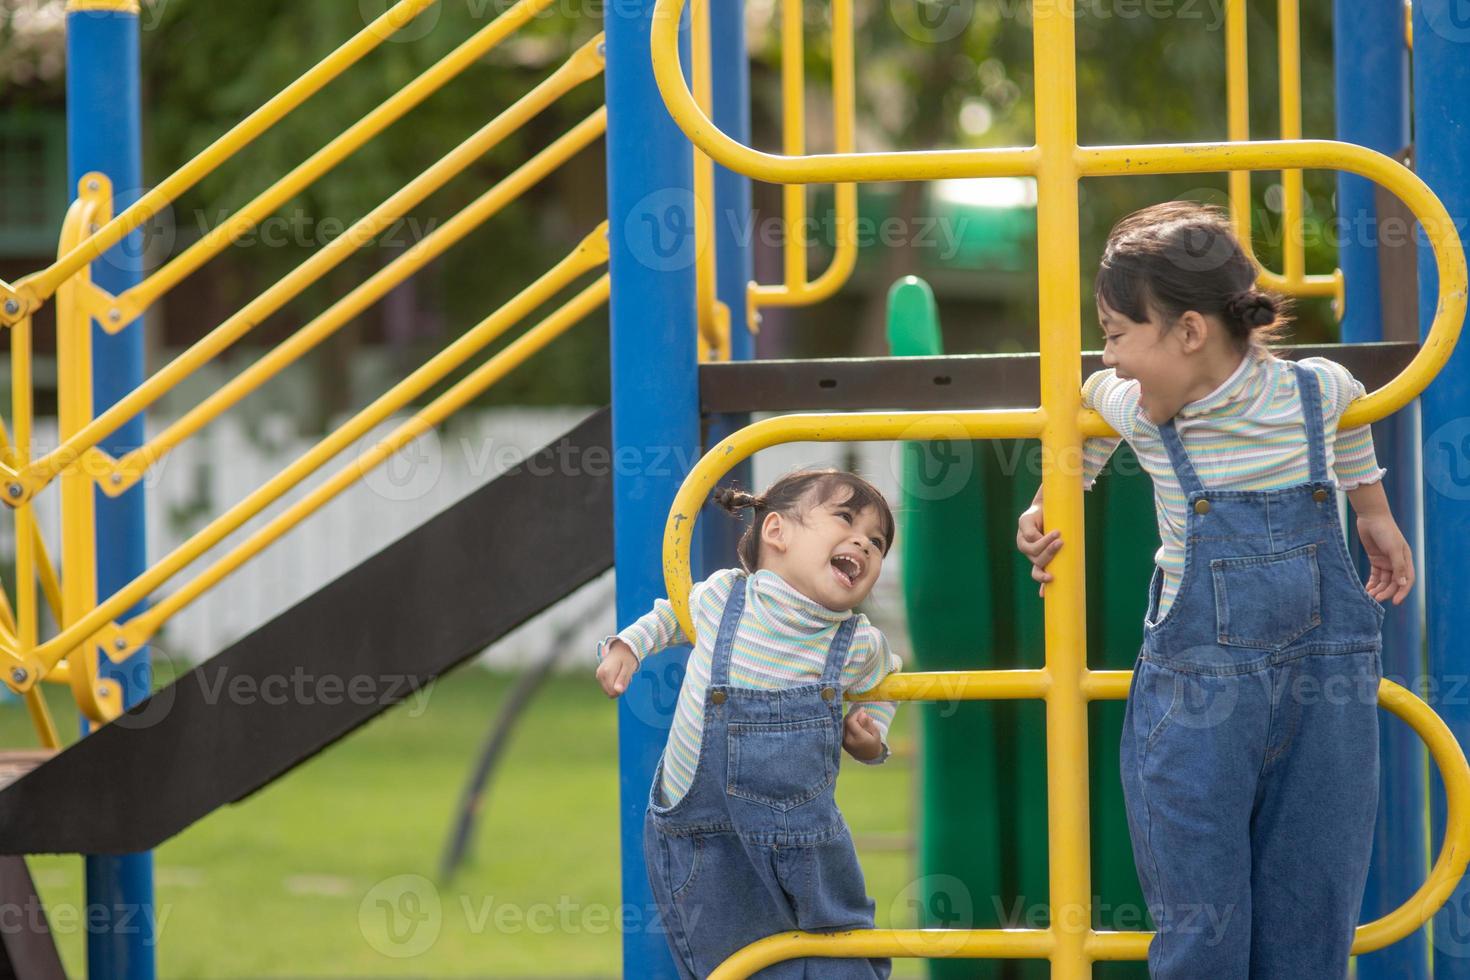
[748,568,853,630]
[1176,346,1265,419]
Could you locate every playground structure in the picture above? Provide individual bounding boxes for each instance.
[0,0,1465,979]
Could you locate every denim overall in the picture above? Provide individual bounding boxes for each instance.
[643,574,890,979]
[1119,362,1385,978]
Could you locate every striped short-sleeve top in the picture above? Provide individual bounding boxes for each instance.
[1082,347,1386,621]
[598,567,902,808]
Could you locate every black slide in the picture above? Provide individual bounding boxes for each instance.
[0,409,613,855]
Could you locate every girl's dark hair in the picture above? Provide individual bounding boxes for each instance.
[1095,201,1291,350]
[711,468,896,573]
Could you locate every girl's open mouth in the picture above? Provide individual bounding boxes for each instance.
[830,553,864,588]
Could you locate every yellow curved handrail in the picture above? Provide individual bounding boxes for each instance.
[703,676,1469,974]
[1074,140,1466,432]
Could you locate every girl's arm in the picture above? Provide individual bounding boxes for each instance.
[595,568,740,697]
[844,625,902,764]
[1345,481,1415,605]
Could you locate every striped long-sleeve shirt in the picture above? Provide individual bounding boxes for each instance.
[1082,347,1386,621]
[598,567,902,808]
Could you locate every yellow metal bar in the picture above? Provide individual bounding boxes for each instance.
[18,39,605,501]
[104,109,608,495]
[0,307,58,743]
[120,0,570,318]
[7,313,43,691]
[1031,2,1092,974]
[53,182,121,723]
[661,408,1043,641]
[3,0,441,321]
[31,227,609,671]
[746,0,858,327]
[118,274,611,652]
[0,423,66,632]
[1076,139,1466,429]
[650,0,1036,183]
[690,0,725,360]
[861,669,1050,702]
[1223,0,1341,306]
[711,928,1055,977]
[1277,0,1306,286]
[780,0,807,291]
[66,0,140,11]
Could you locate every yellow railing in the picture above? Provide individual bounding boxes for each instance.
[650,0,1468,975]
[0,8,612,726]
[1225,0,1344,310]
[686,0,858,358]
[742,0,858,333]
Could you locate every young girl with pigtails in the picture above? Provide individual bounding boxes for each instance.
[596,468,903,979]
[1018,202,1413,978]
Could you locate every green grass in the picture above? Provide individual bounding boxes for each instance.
[0,665,925,977]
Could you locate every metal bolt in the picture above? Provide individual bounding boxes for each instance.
[3,300,18,316]
[108,308,122,322]
[7,484,22,499]
[596,41,605,57]
[110,473,123,485]
[86,178,100,191]
[10,668,27,685]
[113,637,128,651]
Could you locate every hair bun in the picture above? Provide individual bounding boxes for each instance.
[712,486,762,514]
[1225,290,1278,328]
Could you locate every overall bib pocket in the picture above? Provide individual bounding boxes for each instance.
[1210,542,1322,649]
[727,715,835,811]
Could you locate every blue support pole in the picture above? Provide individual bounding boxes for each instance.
[604,1,699,975]
[1334,2,1427,977]
[1415,1,1470,973]
[65,4,154,979]
[699,0,755,571]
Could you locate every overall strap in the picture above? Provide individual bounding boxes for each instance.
[1290,362,1330,484]
[1157,416,1207,496]
[819,614,862,689]
[707,573,748,688]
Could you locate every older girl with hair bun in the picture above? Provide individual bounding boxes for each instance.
[1018,201,1413,978]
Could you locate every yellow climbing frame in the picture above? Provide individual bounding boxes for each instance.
[651,0,1470,976]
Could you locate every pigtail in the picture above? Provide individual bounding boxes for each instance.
[712,486,764,514]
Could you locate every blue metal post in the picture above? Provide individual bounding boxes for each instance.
[67,3,155,975]
[604,0,698,973]
[699,0,755,571]
[1415,0,1470,973]
[1334,2,1427,977]
[65,4,154,979]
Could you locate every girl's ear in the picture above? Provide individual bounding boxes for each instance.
[1176,310,1211,353]
[759,511,788,556]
